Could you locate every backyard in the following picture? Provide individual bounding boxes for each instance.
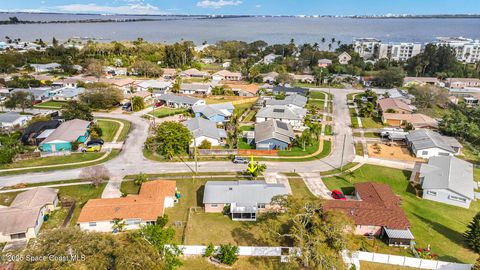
[152,107,187,118]
[34,100,70,109]
[322,164,479,263]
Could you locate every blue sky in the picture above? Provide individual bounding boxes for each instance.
[2,0,480,15]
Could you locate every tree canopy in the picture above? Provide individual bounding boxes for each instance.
[145,121,192,159]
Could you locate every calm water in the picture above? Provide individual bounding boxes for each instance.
[1,13,480,45]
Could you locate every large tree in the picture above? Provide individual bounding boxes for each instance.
[85,59,105,80]
[145,121,192,159]
[465,212,480,253]
[79,83,124,110]
[260,197,355,270]
[373,67,405,88]
[4,91,33,112]
[61,100,93,121]
[131,96,146,112]
[131,60,164,77]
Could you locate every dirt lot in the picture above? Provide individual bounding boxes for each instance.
[367,143,423,162]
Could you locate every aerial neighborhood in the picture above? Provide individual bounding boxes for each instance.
[0,31,479,270]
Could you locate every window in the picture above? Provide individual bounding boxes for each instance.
[10,233,26,240]
[426,191,437,196]
[126,219,141,225]
[211,204,218,207]
[258,203,266,209]
[146,221,155,225]
[422,151,429,155]
[449,195,467,203]
[439,152,450,156]
[89,222,97,227]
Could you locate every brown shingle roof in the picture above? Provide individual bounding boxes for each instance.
[382,113,438,129]
[77,180,176,223]
[324,182,410,229]
[378,98,413,113]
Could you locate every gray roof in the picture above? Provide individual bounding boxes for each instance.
[256,105,307,120]
[55,87,85,98]
[255,119,295,144]
[384,228,415,240]
[181,83,211,91]
[0,112,26,123]
[420,156,474,199]
[0,187,58,235]
[406,129,461,153]
[265,94,307,108]
[193,103,234,118]
[157,93,202,106]
[202,181,289,207]
[42,119,90,144]
[183,117,226,140]
[11,87,51,99]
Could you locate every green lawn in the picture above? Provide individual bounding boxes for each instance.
[308,99,325,108]
[237,138,254,150]
[360,117,384,128]
[239,125,254,132]
[233,102,256,117]
[278,141,319,157]
[180,257,285,270]
[0,152,105,170]
[360,261,419,270]
[96,118,131,142]
[353,132,381,138]
[354,143,364,156]
[322,164,479,263]
[34,100,70,109]
[324,125,332,136]
[289,178,316,199]
[96,119,120,142]
[256,140,331,162]
[243,110,256,122]
[319,162,359,176]
[152,107,187,118]
[309,91,326,100]
[120,180,140,195]
[475,167,480,181]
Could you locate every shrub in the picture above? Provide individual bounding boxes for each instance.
[204,243,215,258]
[216,244,239,266]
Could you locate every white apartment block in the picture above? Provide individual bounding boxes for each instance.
[378,43,422,61]
[436,37,480,63]
[354,38,381,59]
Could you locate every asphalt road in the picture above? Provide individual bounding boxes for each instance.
[0,88,361,187]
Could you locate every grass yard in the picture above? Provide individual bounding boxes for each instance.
[289,178,316,199]
[243,110,256,122]
[354,143,364,156]
[120,180,140,195]
[475,167,480,181]
[360,117,384,129]
[322,164,479,263]
[152,107,187,118]
[309,91,326,99]
[308,99,325,108]
[278,141,319,157]
[34,100,70,109]
[96,119,120,142]
[257,140,331,162]
[0,152,104,170]
[180,257,285,270]
[319,162,359,176]
[0,191,21,206]
[237,138,254,150]
[360,261,420,270]
[324,125,332,136]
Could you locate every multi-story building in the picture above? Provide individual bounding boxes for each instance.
[436,37,480,63]
[353,38,381,59]
[378,43,422,61]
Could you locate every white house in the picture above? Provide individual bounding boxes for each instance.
[212,70,243,81]
[406,129,462,159]
[136,80,172,94]
[0,112,31,129]
[77,180,176,232]
[30,63,61,73]
[338,52,352,65]
[179,83,212,95]
[256,105,307,130]
[0,187,58,243]
[183,117,227,147]
[262,53,281,64]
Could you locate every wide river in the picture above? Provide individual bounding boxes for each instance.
[0,13,480,45]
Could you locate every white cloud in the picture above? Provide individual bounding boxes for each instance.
[196,0,242,9]
[55,3,166,15]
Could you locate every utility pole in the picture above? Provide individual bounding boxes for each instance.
[340,134,346,172]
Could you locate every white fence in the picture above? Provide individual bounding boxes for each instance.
[355,251,471,270]
[178,245,287,257]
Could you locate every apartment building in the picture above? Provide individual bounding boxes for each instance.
[378,43,422,61]
[436,37,480,63]
[354,38,381,59]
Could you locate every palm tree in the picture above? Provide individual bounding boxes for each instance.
[321,37,326,44]
[331,38,336,44]
[328,44,332,51]
[313,42,319,51]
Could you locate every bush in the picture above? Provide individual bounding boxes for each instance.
[156,215,169,228]
[204,243,215,258]
[216,244,239,266]
[198,139,212,149]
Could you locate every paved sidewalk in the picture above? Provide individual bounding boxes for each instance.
[101,175,123,198]
[264,172,292,194]
[353,156,415,170]
[298,172,331,199]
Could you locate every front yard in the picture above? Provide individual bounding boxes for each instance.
[0,152,105,170]
[152,107,187,118]
[34,100,70,109]
[322,164,479,263]
[96,119,120,142]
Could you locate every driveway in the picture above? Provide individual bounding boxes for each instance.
[298,172,332,199]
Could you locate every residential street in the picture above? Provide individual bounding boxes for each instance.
[0,88,362,188]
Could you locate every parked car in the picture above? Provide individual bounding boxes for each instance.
[87,139,104,146]
[122,102,132,111]
[232,156,249,164]
[331,190,346,200]
[81,144,102,153]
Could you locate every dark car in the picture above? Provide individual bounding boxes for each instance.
[122,102,132,111]
[232,156,249,164]
[331,190,346,200]
[87,139,105,146]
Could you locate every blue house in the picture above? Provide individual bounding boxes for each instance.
[254,120,295,150]
[40,119,91,152]
[192,103,234,123]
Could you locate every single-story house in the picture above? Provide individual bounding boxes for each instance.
[192,102,234,123]
[104,66,127,76]
[464,96,479,106]
[183,117,227,147]
[446,78,480,89]
[102,78,137,94]
[156,93,205,108]
[179,83,212,95]
[224,84,259,97]
[383,88,415,105]
[124,90,152,102]
[78,180,176,232]
[293,74,315,84]
[416,156,474,208]
[212,70,242,81]
[324,182,414,246]
[382,113,438,129]
[21,120,61,145]
[162,68,177,80]
[31,63,61,73]
[39,119,91,152]
[338,52,352,65]
[403,77,443,87]
[318,59,333,68]
[272,86,309,97]
[261,72,279,84]
[0,112,31,129]
[256,105,307,130]
[262,54,281,65]
[254,119,295,150]
[377,98,415,114]
[203,180,289,221]
[11,87,51,102]
[265,94,307,109]
[179,68,209,78]
[136,80,172,94]
[0,187,58,243]
[52,87,85,101]
[406,129,462,158]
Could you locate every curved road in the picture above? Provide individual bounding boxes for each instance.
[0,88,360,188]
